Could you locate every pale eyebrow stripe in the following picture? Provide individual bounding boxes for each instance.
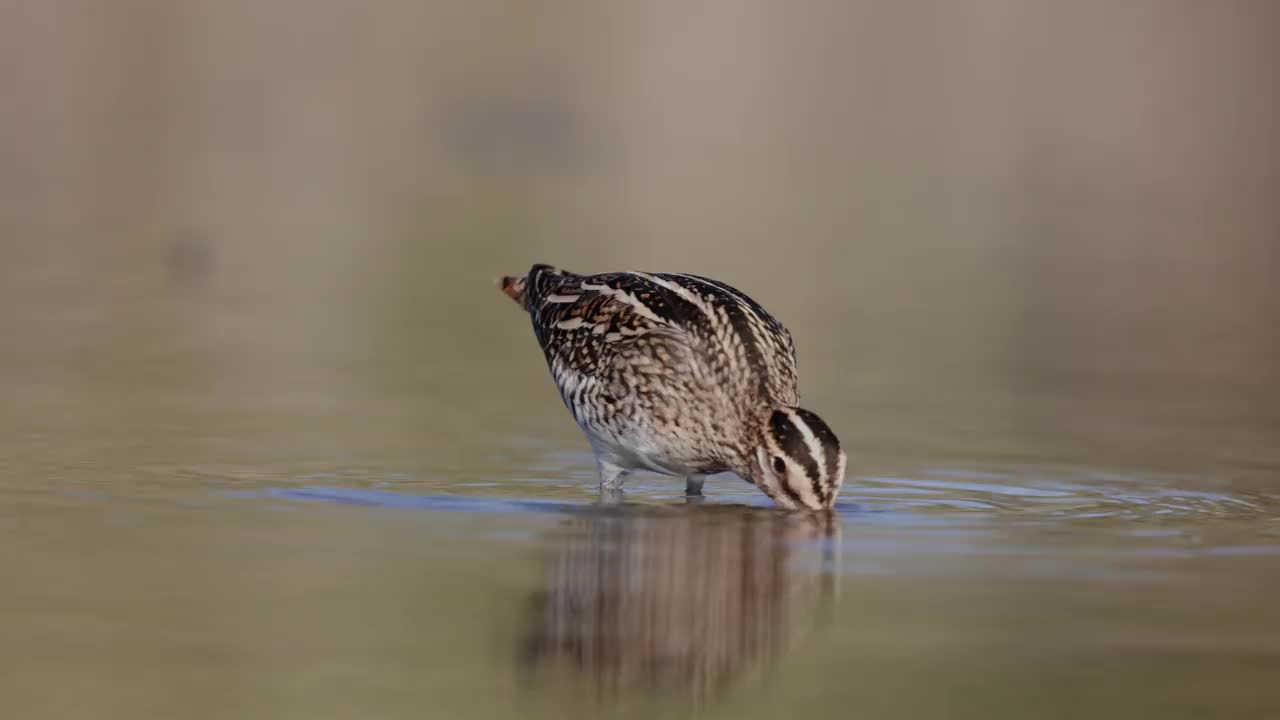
[783,407,827,505]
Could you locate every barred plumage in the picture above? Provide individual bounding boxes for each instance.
[500,263,846,510]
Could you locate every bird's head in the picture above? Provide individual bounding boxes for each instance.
[748,407,846,511]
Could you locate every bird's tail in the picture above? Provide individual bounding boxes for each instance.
[498,273,530,308]
[498,264,569,310]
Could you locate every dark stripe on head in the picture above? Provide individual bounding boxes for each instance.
[771,463,806,508]
[793,407,842,488]
[768,410,821,493]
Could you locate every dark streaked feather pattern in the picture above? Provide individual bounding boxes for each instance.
[516,265,800,475]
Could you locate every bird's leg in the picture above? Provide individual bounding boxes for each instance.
[684,474,705,496]
[597,460,628,506]
[598,459,629,490]
[599,486,625,506]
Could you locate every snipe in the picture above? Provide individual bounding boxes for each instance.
[500,264,845,510]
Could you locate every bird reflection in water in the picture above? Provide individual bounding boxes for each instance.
[518,504,841,701]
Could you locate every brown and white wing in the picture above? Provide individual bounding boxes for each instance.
[522,268,799,424]
[649,272,800,407]
[525,272,699,422]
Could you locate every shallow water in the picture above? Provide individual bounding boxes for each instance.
[3,246,1280,720]
[3,239,1280,720]
[4,378,1280,720]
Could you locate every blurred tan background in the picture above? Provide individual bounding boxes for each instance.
[1,0,1277,483]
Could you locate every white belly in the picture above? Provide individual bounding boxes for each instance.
[585,426,698,477]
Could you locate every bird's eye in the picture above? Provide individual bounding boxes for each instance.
[772,456,787,474]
